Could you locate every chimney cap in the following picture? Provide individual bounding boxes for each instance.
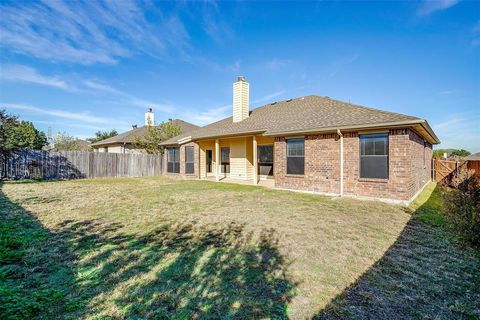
[236,76,246,82]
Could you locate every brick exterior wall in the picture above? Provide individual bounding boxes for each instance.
[274,134,340,194]
[163,142,199,179]
[274,128,432,202]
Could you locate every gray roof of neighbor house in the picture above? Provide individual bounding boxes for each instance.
[161,95,439,145]
[465,152,480,161]
[92,119,199,147]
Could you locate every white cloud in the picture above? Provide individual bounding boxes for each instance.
[329,53,360,77]
[4,103,111,124]
[265,59,293,71]
[0,64,72,90]
[0,1,190,64]
[182,104,231,126]
[417,0,461,16]
[439,89,461,95]
[433,115,480,152]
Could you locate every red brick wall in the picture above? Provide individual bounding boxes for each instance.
[163,142,199,179]
[274,128,432,202]
[274,134,340,194]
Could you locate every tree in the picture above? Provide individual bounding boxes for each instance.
[54,132,83,151]
[87,129,118,144]
[133,122,181,154]
[12,121,47,149]
[0,109,47,177]
[433,148,471,158]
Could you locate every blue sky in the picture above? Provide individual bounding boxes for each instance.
[0,0,479,151]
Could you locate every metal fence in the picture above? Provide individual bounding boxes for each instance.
[0,150,163,180]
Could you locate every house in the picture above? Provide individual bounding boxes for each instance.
[161,76,440,205]
[91,109,199,154]
[464,152,480,181]
[42,138,90,151]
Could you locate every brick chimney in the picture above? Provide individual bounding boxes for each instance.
[233,76,249,123]
[145,108,154,126]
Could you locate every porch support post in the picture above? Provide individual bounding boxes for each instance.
[253,136,258,185]
[215,139,220,181]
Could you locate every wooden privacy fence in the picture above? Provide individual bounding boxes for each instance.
[467,160,480,181]
[0,150,163,180]
[431,158,480,186]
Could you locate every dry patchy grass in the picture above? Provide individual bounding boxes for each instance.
[1,178,479,319]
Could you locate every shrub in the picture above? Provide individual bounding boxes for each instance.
[443,168,480,247]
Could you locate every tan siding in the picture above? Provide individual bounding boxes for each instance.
[198,140,215,178]
[229,137,247,179]
[246,137,254,180]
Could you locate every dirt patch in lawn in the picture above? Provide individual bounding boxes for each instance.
[1,178,479,319]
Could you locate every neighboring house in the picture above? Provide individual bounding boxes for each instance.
[91,109,199,154]
[42,139,90,151]
[161,76,440,205]
[465,152,480,180]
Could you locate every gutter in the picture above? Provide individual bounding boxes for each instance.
[337,129,344,197]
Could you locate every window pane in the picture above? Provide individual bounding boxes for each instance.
[360,155,388,179]
[287,139,304,157]
[258,145,273,163]
[221,147,230,163]
[287,157,304,175]
[185,146,194,163]
[167,147,180,173]
[374,138,387,156]
[360,134,387,156]
[221,164,230,173]
[185,163,194,174]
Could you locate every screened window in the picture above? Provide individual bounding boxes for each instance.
[360,133,388,179]
[167,147,180,173]
[286,138,304,175]
[221,147,230,173]
[185,146,194,174]
[258,145,274,176]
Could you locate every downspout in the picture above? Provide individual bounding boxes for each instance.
[337,129,344,196]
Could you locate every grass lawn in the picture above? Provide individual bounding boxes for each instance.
[1,177,479,319]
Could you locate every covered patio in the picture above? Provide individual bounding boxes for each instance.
[197,135,275,185]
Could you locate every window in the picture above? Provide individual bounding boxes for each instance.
[104,147,108,153]
[185,146,194,174]
[167,147,180,173]
[221,147,230,173]
[258,145,274,176]
[286,138,304,175]
[360,133,388,179]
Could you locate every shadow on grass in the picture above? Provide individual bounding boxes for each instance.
[314,185,480,319]
[0,184,78,319]
[0,183,295,319]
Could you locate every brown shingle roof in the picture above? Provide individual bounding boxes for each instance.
[92,119,199,147]
[161,95,439,145]
[465,152,480,161]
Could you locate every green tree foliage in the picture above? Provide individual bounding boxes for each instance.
[1,109,47,177]
[433,148,471,158]
[133,122,181,154]
[12,121,47,150]
[53,132,83,151]
[87,129,118,144]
